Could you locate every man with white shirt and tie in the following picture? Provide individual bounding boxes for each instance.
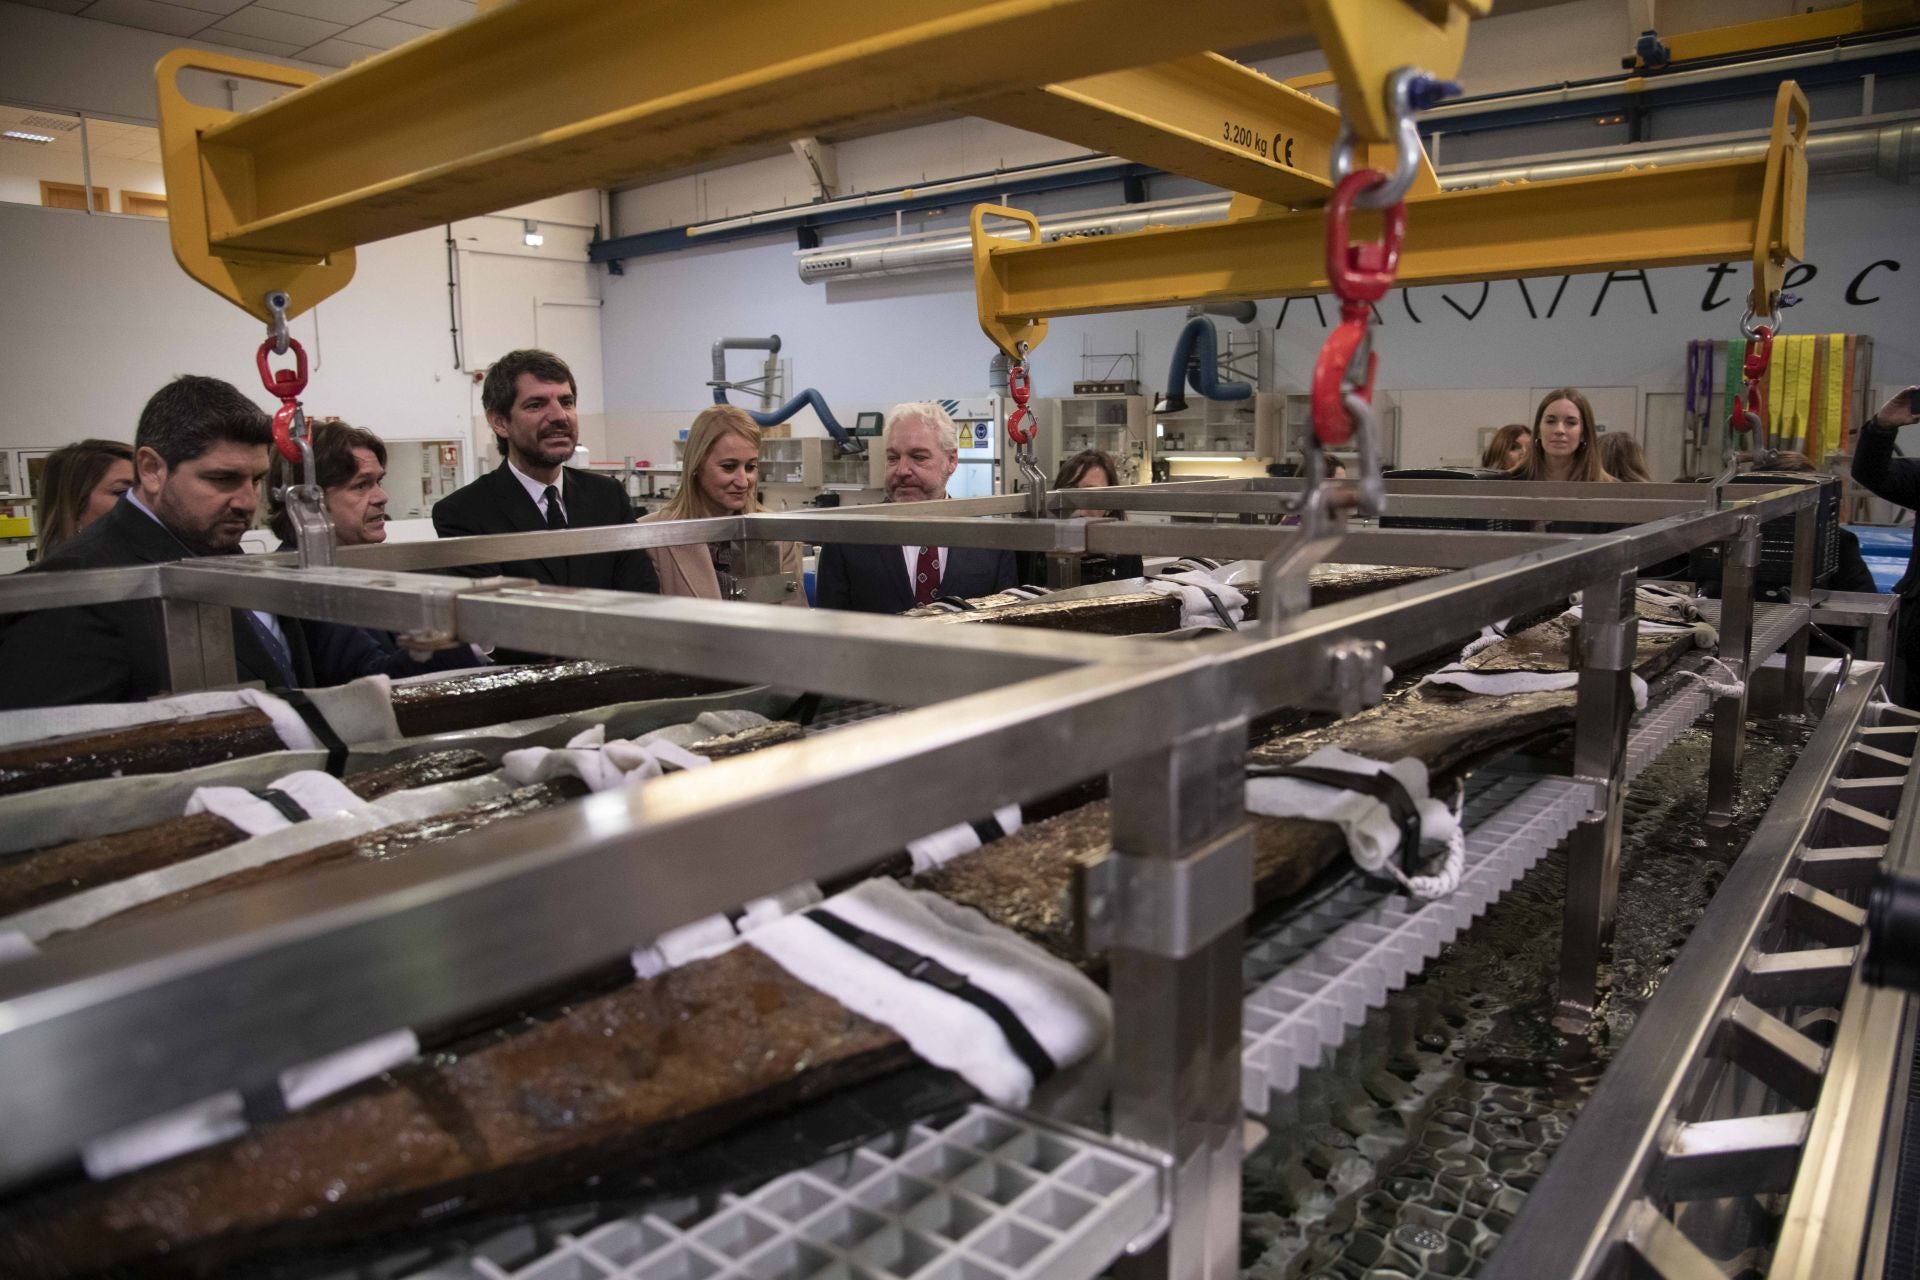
[431,348,658,595]
[815,401,1018,613]
[0,375,313,707]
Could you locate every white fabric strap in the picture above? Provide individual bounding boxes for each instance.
[502,723,711,793]
[184,770,369,838]
[278,1029,420,1112]
[748,878,1110,1108]
[1245,746,1465,899]
[1458,619,1513,661]
[82,1092,246,1182]
[0,688,319,752]
[1145,564,1250,630]
[629,881,823,979]
[1419,665,1650,711]
[907,805,1024,874]
[0,931,36,963]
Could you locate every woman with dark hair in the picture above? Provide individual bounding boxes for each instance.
[1480,423,1531,472]
[1596,431,1652,483]
[1018,449,1146,586]
[1516,388,1611,482]
[33,439,133,561]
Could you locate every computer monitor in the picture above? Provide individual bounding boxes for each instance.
[855,411,884,436]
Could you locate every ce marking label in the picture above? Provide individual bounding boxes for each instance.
[1222,122,1296,165]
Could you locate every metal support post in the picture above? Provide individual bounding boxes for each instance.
[1781,501,1817,715]
[1104,716,1251,1280]
[159,595,238,692]
[1555,570,1640,1036]
[1708,516,1760,822]
[1046,553,1084,590]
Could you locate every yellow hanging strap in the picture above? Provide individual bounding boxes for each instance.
[1823,334,1846,459]
[1768,334,1787,442]
[1804,336,1825,461]
[1789,334,1816,454]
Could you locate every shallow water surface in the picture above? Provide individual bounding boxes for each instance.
[1240,717,1813,1278]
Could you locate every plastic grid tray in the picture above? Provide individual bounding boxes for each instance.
[398,1107,1160,1280]
[1694,600,1808,670]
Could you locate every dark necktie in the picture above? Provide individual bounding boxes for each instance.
[542,484,567,531]
[913,545,940,605]
[242,613,297,687]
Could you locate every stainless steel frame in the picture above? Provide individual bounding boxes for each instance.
[0,478,1843,1280]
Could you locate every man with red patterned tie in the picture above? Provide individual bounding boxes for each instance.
[814,402,1018,613]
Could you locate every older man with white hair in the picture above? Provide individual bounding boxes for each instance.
[814,401,1018,613]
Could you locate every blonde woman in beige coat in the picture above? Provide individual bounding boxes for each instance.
[638,405,806,606]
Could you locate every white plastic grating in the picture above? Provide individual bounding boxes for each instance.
[398,1107,1160,1280]
[1239,775,1591,1106]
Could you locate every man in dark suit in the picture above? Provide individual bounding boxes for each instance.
[815,401,1018,613]
[0,376,312,708]
[267,418,489,687]
[431,348,658,594]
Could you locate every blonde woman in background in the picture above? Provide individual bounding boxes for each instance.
[639,405,806,605]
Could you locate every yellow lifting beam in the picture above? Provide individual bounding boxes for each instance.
[158,0,1477,323]
[971,82,1809,358]
[972,54,1433,209]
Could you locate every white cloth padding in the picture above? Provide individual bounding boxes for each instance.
[907,805,1024,874]
[184,770,368,838]
[1459,619,1513,661]
[2,773,515,943]
[630,881,822,979]
[279,1029,420,1112]
[0,750,329,856]
[1420,665,1649,711]
[0,688,319,752]
[1245,747,1465,901]
[502,724,710,793]
[299,675,401,745]
[748,878,1111,1109]
[0,931,36,962]
[1145,566,1250,629]
[82,1091,246,1181]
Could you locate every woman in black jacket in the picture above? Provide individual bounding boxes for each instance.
[1849,385,1920,701]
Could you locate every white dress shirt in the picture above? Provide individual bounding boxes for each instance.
[507,459,568,524]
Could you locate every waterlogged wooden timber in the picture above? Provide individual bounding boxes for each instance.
[50,778,589,941]
[0,751,494,918]
[388,662,740,737]
[0,947,913,1280]
[921,612,1706,962]
[905,589,1183,634]
[901,564,1446,635]
[682,719,805,759]
[0,711,284,798]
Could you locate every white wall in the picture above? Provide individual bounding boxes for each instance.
[0,2,606,483]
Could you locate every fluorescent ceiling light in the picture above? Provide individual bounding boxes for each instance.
[1164,454,1245,463]
[4,131,55,145]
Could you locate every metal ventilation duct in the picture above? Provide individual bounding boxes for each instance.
[795,118,1919,284]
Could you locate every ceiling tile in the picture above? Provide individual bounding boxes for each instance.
[255,0,390,24]
[209,4,345,44]
[295,36,383,67]
[336,14,432,48]
[202,29,307,55]
[79,0,218,36]
[11,0,91,14]
[162,0,255,14]
[383,0,472,28]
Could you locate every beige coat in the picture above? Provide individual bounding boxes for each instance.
[637,510,807,606]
